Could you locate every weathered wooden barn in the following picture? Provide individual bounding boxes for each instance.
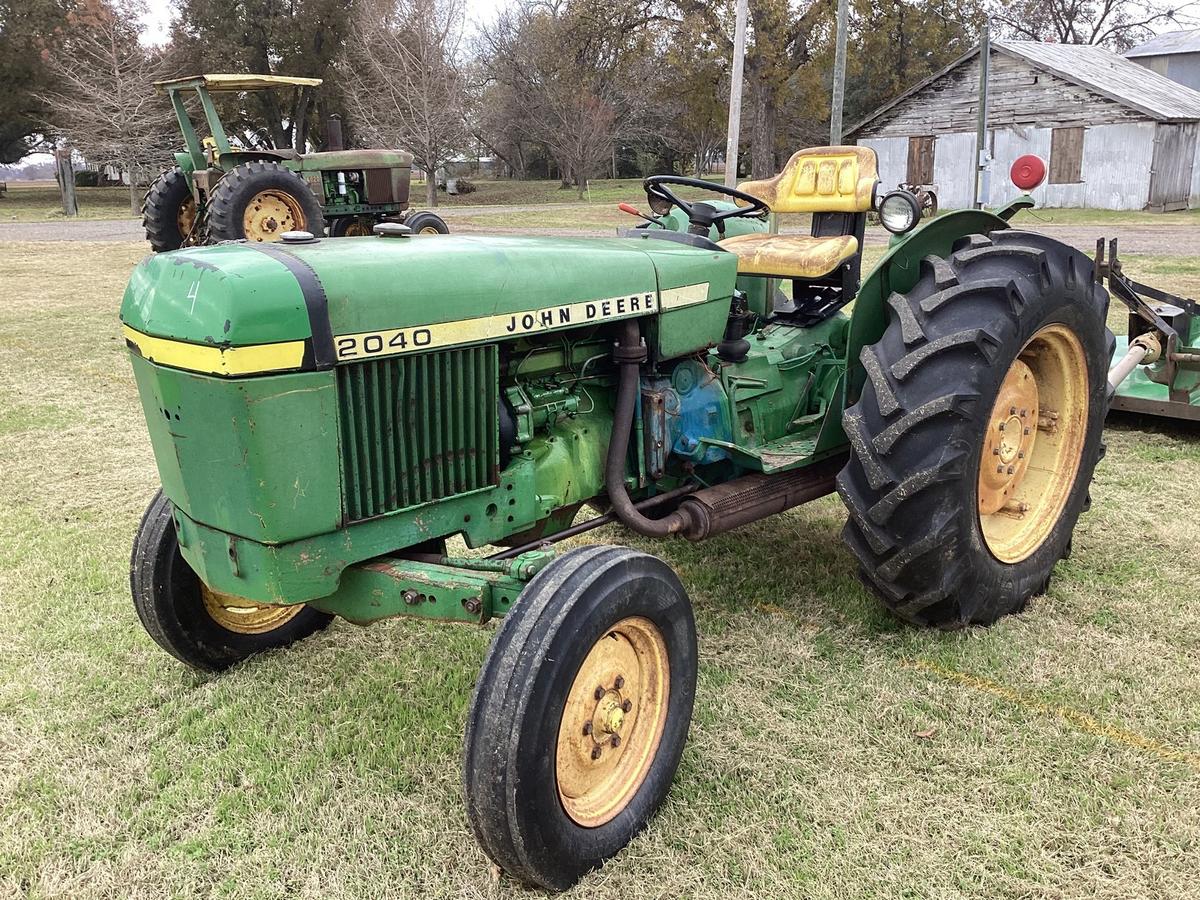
[847,40,1200,211]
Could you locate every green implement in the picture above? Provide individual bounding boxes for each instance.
[1099,239,1200,422]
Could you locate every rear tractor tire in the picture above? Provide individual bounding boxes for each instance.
[838,230,1113,627]
[464,546,697,891]
[130,491,333,672]
[143,167,198,252]
[205,161,325,243]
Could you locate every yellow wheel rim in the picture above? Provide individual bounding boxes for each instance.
[555,616,670,828]
[978,323,1089,563]
[242,190,306,242]
[201,585,304,634]
[344,218,374,236]
[418,224,442,235]
[177,195,197,239]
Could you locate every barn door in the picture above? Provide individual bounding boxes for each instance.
[907,136,935,185]
[1148,123,1197,212]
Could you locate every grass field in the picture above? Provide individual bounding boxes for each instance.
[0,184,136,221]
[1,238,1199,900]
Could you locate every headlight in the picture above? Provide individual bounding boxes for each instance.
[878,190,921,235]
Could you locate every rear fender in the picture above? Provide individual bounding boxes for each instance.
[844,209,1011,412]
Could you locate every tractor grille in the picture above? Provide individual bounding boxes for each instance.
[336,346,499,521]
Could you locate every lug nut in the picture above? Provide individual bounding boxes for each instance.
[1024,427,1031,435]
[610,735,621,748]
[1007,466,1015,475]
[594,686,605,701]
[402,590,420,605]
[622,699,632,713]
[614,675,625,690]
[582,721,593,736]
[1020,408,1028,417]
[997,464,1005,473]
[1018,451,1025,459]
[993,448,1000,456]
[1010,406,1017,415]
[591,746,603,760]
[998,423,1005,432]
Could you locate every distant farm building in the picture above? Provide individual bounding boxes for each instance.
[1126,29,1200,92]
[848,40,1200,211]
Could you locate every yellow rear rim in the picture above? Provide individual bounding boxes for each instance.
[344,218,374,236]
[418,223,443,235]
[177,195,197,238]
[978,323,1089,563]
[242,190,306,242]
[201,585,304,634]
[555,616,670,827]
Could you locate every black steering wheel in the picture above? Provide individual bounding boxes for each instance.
[643,175,769,236]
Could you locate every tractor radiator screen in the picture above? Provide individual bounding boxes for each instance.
[336,346,499,521]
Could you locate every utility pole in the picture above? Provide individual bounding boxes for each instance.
[972,19,991,208]
[724,0,748,188]
[829,0,849,144]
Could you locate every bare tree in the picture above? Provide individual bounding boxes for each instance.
[992,0,1198,49]
[480,0,657,197]
[37,0,178,214]
[340,0,470,207]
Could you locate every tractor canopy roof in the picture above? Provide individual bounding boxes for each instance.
[154,74,323,94]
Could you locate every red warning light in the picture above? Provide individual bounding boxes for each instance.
[1011,155,1047,191]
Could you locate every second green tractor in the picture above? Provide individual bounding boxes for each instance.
[142,74,448,251]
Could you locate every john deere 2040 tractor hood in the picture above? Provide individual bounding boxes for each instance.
[120,234,738,374]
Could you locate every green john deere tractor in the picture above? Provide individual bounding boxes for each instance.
[142,74,448,251]
[122,146,1116,890]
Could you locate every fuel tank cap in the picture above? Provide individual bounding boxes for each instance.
[374,222,413,238]
[280,230,318,244]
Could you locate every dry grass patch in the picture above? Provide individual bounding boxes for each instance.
[0,240,1198,900]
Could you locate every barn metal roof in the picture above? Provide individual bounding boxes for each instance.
[1005,40,1200,119]
[1125,29,1200,58]
[848,40,1200,136]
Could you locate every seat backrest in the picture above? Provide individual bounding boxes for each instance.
[738,146,878,215]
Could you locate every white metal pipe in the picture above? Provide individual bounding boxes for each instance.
[1108,333,1162,391]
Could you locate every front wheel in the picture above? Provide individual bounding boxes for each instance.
[463,546,697,891]
[404,210,449,235]
[130,491,333,671]
[837,230,1113,627]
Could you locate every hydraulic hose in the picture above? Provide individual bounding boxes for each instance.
[604,320,692,537]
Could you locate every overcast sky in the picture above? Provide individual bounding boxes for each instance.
[138,0,509,44]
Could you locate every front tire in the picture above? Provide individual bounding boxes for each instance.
[130,491,333,671]
[464,546,697,891]
[404,210,449,235]
[837,230,1112,627]
[205,161,325,243]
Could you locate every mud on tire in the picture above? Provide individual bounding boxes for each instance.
[837,230,1114,627]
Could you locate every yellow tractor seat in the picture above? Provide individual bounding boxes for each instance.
[717,232,859,280]
[717,146,878,283]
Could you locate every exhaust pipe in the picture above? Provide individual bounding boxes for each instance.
[673,456,844,540]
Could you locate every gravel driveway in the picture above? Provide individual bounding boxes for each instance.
[2,213,1195,258]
